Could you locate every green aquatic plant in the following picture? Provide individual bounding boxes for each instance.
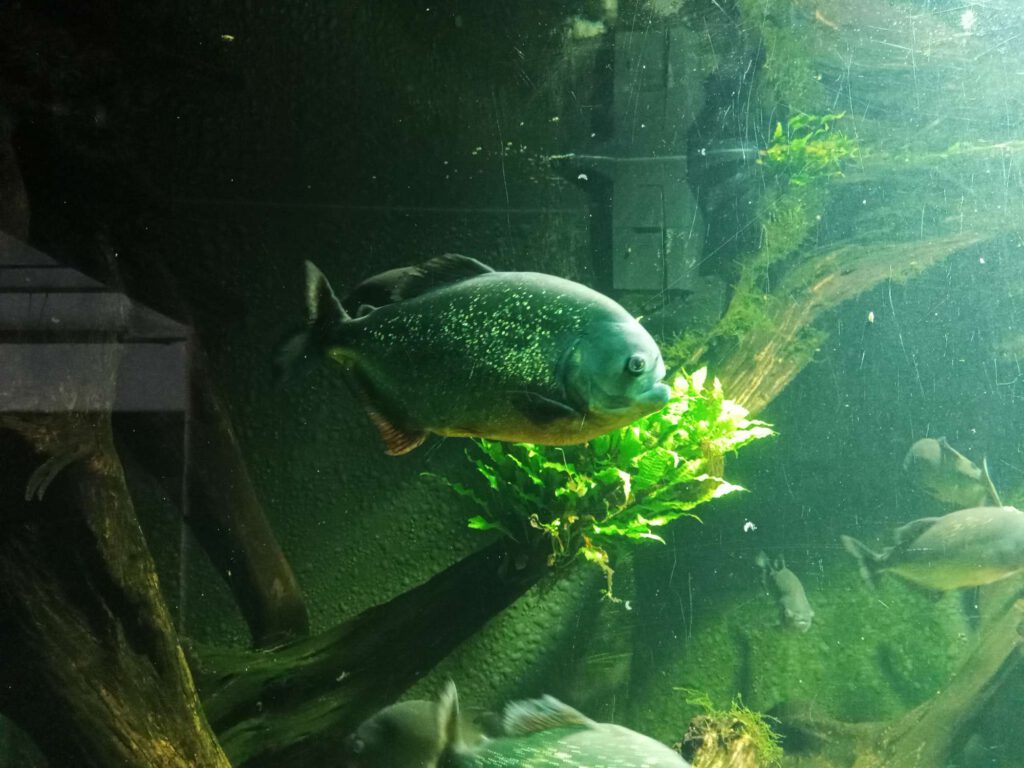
[759,112,858,187]
[430,370,773,599]
[677,688,785,767]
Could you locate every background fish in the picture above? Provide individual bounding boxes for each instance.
[841,505,1024,591]
[342,696,487,768]
[439,682,691,767]
[755,551,815,632]
[276,255,670,455]
[902,437,1001,508]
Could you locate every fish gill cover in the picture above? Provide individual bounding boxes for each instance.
[426,369,773,599]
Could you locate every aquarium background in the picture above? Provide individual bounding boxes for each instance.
[2,0,1024,766]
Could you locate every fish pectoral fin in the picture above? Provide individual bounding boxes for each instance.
[393,253,495,301]
[501,695,595,737]
[510,392,581,425]
[893,517,942,546]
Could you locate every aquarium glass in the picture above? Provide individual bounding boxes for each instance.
[1,2,1023,767]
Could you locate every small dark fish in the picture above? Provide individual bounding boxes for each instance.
[841,505,1024,591]
[438,682,691,767]
[276,255,670,455]
[755,551,815,632]
[902,437,1002,508]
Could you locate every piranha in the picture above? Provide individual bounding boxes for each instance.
[276,255,670,455]
[755,551,815,632]
[364,684,692,765]
[902,437,1002,508]
[342,683,689,767]
[840,505,1024,591]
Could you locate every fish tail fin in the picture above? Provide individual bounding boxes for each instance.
[982,456,1004,507]
[437,679,464,757]
[273,261,350,383]
[840,534,883,590]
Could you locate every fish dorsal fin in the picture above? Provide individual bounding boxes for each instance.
[437,680,463,753]
[305,261,347,325]
[894,517,941,546]
[937,437,979,473]
[501,695,596,736]
[392,254,495,301]
[981,456,1004,507]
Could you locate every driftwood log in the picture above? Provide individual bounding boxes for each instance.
[853,585,1024,768]
[692,231,988,415]
[114,355,311,648]
[191,538,547,768]
[0,413,230,768]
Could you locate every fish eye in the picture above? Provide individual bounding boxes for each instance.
[348,737,365,755]
[626,354,647,375]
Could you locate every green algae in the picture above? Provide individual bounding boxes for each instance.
[428,371,772,599]
[679,688,785,767]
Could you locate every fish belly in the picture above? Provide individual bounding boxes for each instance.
[890,560,1022,591]
[457,727,688,767]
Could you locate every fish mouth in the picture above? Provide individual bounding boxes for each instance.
[636,381,670,409]
[592,381,670,416]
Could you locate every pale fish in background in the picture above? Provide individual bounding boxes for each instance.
[902,437,1002,508]
[841,505,1024,591]
[755,551,815,633]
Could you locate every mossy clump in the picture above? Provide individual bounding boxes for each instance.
[677,688,785,767]
[428,371,773,599]
[759,112,859,187]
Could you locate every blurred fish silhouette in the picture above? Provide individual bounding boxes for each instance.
[902,437,1002,508]
[841,505,1024,591]
[343,683,690,768]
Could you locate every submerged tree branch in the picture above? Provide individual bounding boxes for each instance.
[0,415,231,768]
[693,232,987,414]
[192,538,548,768]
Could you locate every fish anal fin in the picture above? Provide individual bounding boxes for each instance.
[893,517,942,546]
[393,254,495,301]
[501,695,595,737]
[364,406,426,456]
[511,391,581,426]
